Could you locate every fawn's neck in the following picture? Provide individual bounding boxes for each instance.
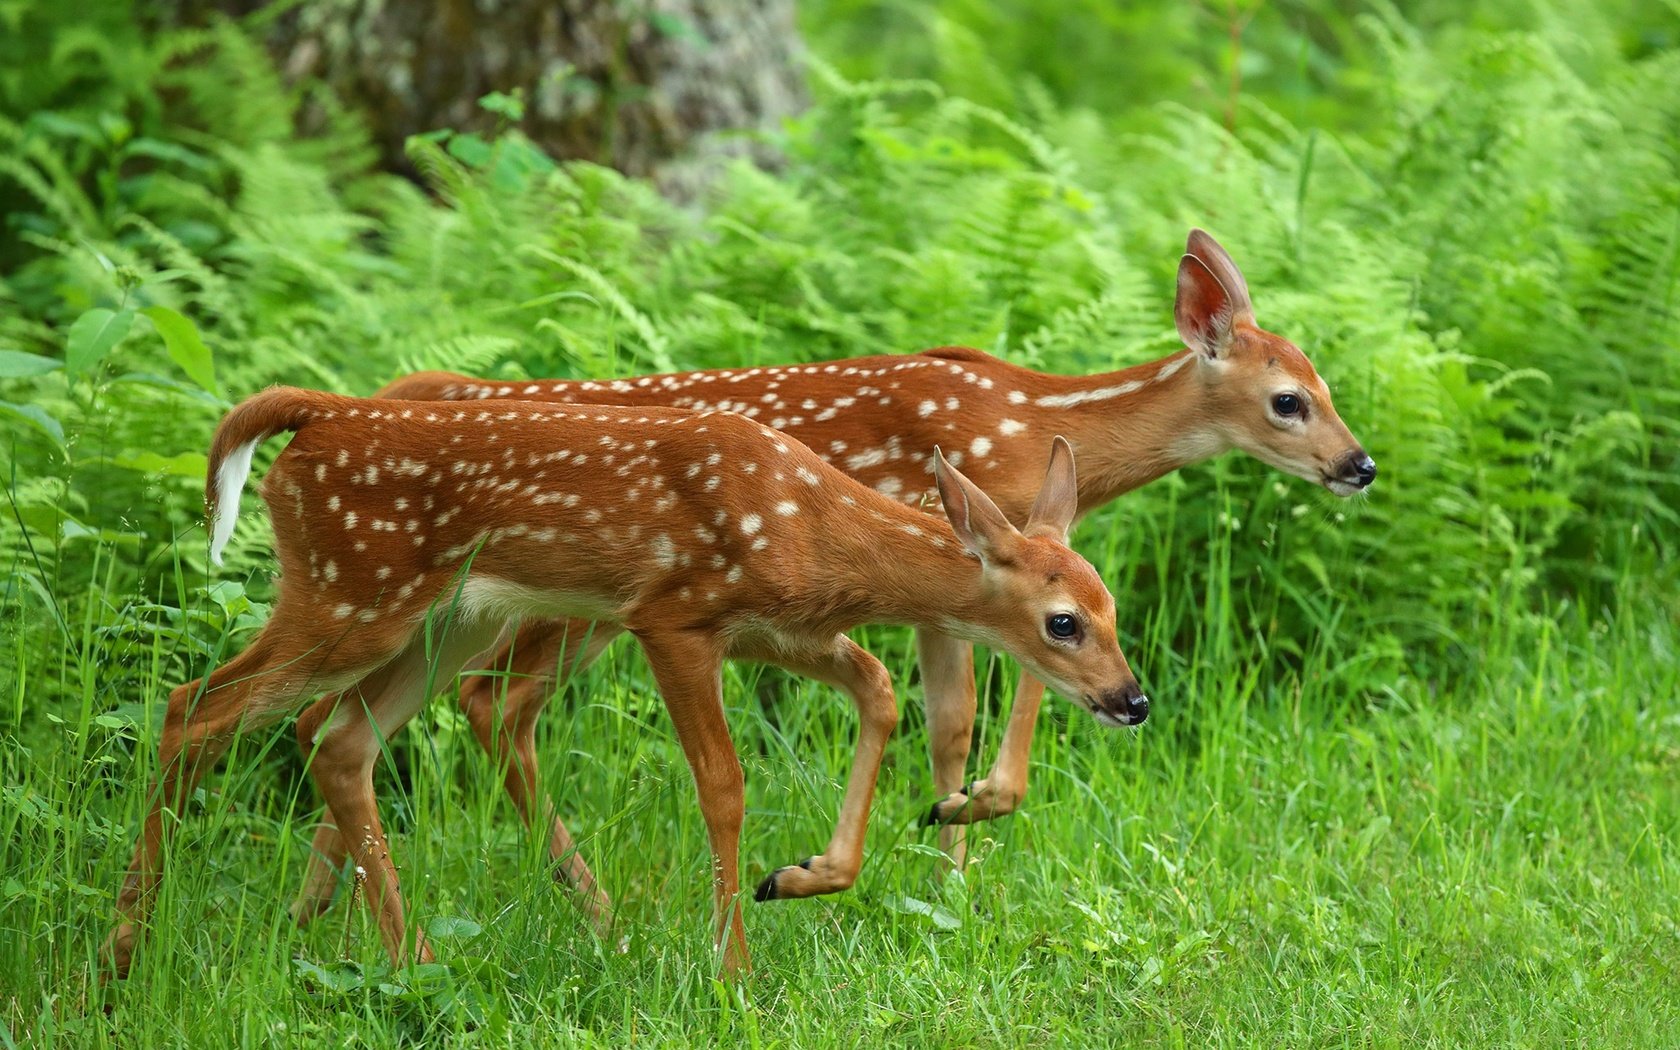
[1025,350,1228,511]
[811,497,1002,642]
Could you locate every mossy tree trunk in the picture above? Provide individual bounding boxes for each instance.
[181,0,808,190]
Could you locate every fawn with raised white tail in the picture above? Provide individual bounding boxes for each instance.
[283,228,1375,922]
[103,390,1139,977]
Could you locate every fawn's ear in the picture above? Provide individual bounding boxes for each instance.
[1175,253,1241,361]
[1023,436,1078,542]
[934,447,1020,566]
[1185,228,1255,323]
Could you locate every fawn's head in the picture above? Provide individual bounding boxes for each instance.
[1175,229,1376,497]
[934,436,1147,726]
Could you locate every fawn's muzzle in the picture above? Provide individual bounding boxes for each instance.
[1091,683,1149,727]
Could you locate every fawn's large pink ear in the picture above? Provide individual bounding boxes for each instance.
[1175,253,1239,360]
[1023,436,1078,542]
[1185,228,1255,323]
[934,447,1020,566]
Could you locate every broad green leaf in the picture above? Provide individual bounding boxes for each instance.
[292,958,366,994]
[65,307,134,376]
[882,893,962,931]
[0,400,65,450]
[141,306,218,394]
[426,915,483,940]
[109,449,209,477]
[0,350,61,377]
[477,90,525,121]
[60,520,144,545]
[446,133,493,168]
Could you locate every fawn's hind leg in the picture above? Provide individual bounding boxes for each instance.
[460,619,622,926]
[104,609,404,978]
[296,615,504,966]
[290,619,623,932]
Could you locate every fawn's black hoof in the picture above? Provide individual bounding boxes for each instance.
[754,874,779,902]
[923,783,976,827]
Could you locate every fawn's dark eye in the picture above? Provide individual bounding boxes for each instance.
[1047,613,1079,640]
[1272,393,1302,417]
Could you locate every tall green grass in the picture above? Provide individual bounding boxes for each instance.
[2,1,1677,1044]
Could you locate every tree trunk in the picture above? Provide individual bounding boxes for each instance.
[195,0,808,192]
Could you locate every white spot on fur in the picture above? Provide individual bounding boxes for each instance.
[999,418,1026,436]
[846,448,886,470]
[1155,353,1192,382]
[775,500,799,516]
[1035,380,1143,408]
[970,437,993,458]
[740,514,762,535]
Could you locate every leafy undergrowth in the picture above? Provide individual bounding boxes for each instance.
[5,573,1677,1046]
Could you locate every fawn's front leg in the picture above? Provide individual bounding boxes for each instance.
[748,635,899,902]
[637,628,749,976]
[916,629,977,867]
[925,673,1045,826]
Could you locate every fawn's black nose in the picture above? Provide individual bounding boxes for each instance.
[1092,682,1149,726]
[1335,449,1377,489]
[1126,692,1150,723]
[1353,454,1377,486]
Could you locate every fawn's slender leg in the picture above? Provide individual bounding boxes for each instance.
[748,635,899,901]
[635,628,748,975]
[462,618,622,924]
[916,628,977,867]
[926,673,1046,825]
[299,616,502,966]
[290,619,623,930]
[104,612,402,978]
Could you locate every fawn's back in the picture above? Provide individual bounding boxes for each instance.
[384,348,1066,518]
[254,395,944,638]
